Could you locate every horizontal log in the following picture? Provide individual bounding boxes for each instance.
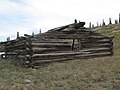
[33,47,71,54]
[31,52,112,65]
[48,30,91,35]
[6,42,26,49]
[6,52,28,56]
[5,39,27,45]
[32,43,71,48]
[81,43,112,48]
[31,38,72,43]
[81,38,112,42]
[82,47,113,53]
[81,36,113,39]
[33,48,56,54]
[6,52,17,55]
[35,33,89,39]
[30,51,90,60]
[32,40,70,44]
[32,42,70,46]
[81,40,113,44]
[81,39,112,43]
[5,47,25,51]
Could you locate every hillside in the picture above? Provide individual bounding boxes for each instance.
[0,23,120,90]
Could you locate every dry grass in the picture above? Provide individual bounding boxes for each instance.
[0,23,120,90]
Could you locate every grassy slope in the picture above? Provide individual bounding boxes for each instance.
[0,24,120,90]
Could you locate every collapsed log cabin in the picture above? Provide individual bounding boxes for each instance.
[1,21,114,67]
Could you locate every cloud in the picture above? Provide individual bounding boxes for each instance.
[0,0,120,41]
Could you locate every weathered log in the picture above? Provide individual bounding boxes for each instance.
[35,34,89,39]
[32,42,71,48]
[81,43,112,48]
[31,51,89,61]
[33,47,71,54]
[82,47,113,53]
[81,40,113,44]
[31,52,112,66]
[32,40,70,44]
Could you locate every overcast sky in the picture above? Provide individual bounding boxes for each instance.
[0,0,120,41]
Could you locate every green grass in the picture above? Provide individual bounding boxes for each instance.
[0,23,120,90]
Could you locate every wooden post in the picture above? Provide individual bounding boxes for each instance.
[5,43,7,59]
[92,24,94,28]
[78,39,82,51]
[89,22,91,28]
[39,28,41,34]
[119,13,120,23]
[115,20,118,24]
[32,32,34,36]
[97,22,99,27]
[7,37,10,41]
[17,32,19,38]
[74,19,77,23]
[102,19,105,26]
[72,39,75,51]
[109,18,112,24]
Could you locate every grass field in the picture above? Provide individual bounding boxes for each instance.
[0,24,120,90]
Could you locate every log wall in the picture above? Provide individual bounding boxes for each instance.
[4,27,114,67]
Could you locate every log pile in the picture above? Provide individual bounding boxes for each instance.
[3,22,114,67]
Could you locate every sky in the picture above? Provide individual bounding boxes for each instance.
[0,0,120,41]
